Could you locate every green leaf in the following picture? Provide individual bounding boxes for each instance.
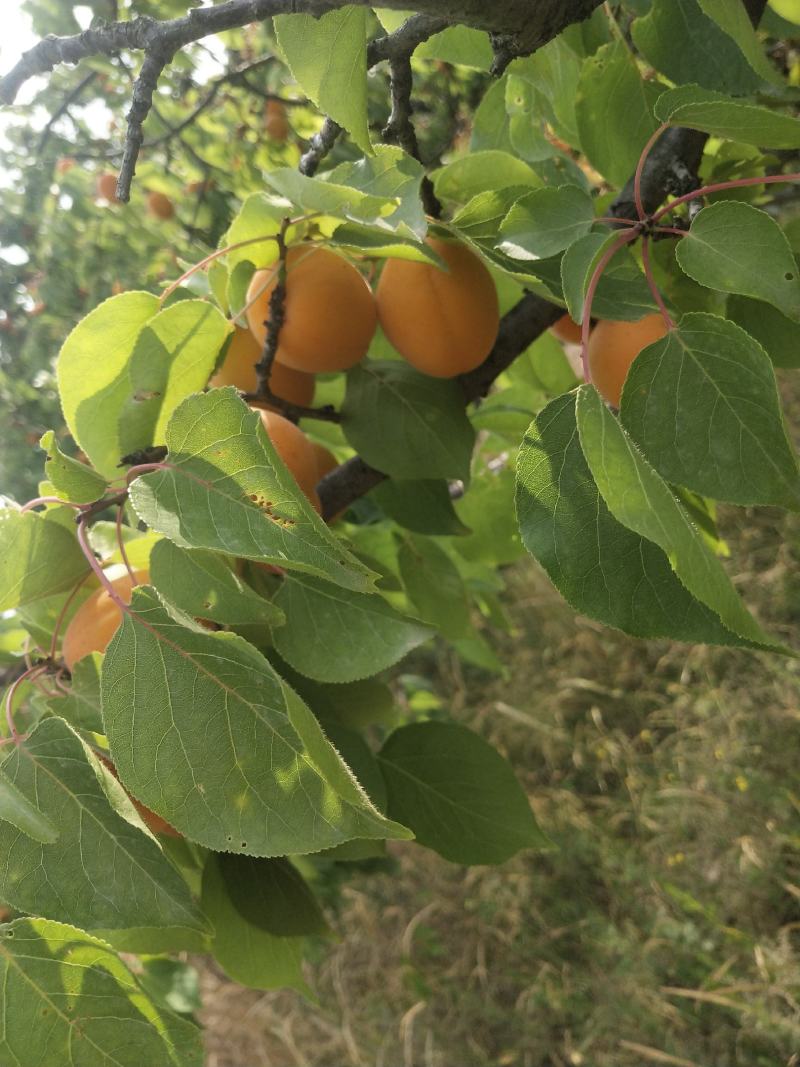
[223,192,285,271]
[508,36,582,148]
[328,144,427,239]
[575,41,661,187]
[0,717,207,936]
[264,168,400,229]
[505,75,556,162]
[102,586,412,855]
[370,479,471,537]
[378,721,546,865]
[726,294,800,368]
[217,854,329,936]
[632,0,767,95]
[470,77,514,153]
[415,24,493,69]
[498,185,595,260]
[456,464,525,566]
[38,430,107,503]
[270,660,398,731]
[696,0,782,86]
[53,652,103,732]
[128,389,376,594]
[397,535,472,639]
[675,202,800,321]
[0,769,58,844]
[201,853,309,993]
[57,291,159,478]
[342,362,475,482]
[274,7,371,154]
[620,313,800,509]
[654,85,800,148]
[515,393,761,645]
[0,918,204,1067]
[562,232,656,324]
[432,151,542,206]
[118,300,232,458]
[327,224,438,263]
[0,507,88,612]
[575,385,780,649]
[271,573,433,683]
[451,186,534,243]
[149,539,285,627]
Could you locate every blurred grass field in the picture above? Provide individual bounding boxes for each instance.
[202,399,800,1067]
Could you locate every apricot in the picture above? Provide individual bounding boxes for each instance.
[258,410,321,512]
[311,442,338,480]
[265,98,290,143]
[587,314,670,408]
[550,313,583,345]
[62,569,148,671]
[245,245,377,373]
[96,172,119,203]
[98,754,179,838]
[210,326,315,407]
[147,191,175,220]
[375,237,499,378]
[56,156,75,176]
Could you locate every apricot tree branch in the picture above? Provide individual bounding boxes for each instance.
[382,54,442,218]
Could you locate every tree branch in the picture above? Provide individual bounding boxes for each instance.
[382,54,442,217]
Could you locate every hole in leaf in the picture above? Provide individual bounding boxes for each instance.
[786,272,794,281]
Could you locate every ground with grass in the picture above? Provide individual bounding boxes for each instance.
[202,406,800,1067]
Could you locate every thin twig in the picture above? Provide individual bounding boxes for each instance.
[382,54,442,218]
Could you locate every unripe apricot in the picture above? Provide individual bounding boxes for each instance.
[258,410,321,512]
[245,246,377,373]
[96,172,119,202]
[147,191,175,220]
[375,237,499,378]
[550,313,583,345]
[264,99,290,143]
[311,442,338,480]
[63,569,148,670]
[210,326,315,407]
[587,313,669,408]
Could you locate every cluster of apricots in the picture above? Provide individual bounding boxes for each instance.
[94,172,176,220]
[210,237,501,512]
[550,311,669,408]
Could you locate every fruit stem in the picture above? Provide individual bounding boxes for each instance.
[580,228,641,385]
[634,123,671,221]
[116,503,138,587]
[3,665,44,744]
[76,518,129,610]
[641,236,675,331]
[651,171,800,223]
[653,226,687,238]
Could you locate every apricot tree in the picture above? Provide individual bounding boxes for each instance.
[1,1,800,1063]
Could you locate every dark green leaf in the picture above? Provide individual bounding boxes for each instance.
[0,717,207,936]
[0,918,204,1067]
[0,769,58,844]
[0,507,89,612]
[397,534,472,639]
[654,85,800,147]
[726,294,800,368]
[620,313,800,509]
[102,587,412,855]
[562,232,656,324]
[129,389,376,594]
[498,185,594,260]
[342,362,476,482]
[271,573,434,682]
[379,721,546,865]
[370,479,470,537]
[150,539,285,627]
[676,202,800,321]
[218,854,329,936]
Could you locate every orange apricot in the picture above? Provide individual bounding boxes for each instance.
[63,570,148,671]
[264,99,290,142]
[550,313,583,345]
[258,410,321,512]
[311,442,338,480]
[96,172,119,202]
[56,156,75,176]
[375,237,499,378]
[147,191,175,220]
[245,245,377,373]
[587,314,670,408]
[210,326,315,407]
